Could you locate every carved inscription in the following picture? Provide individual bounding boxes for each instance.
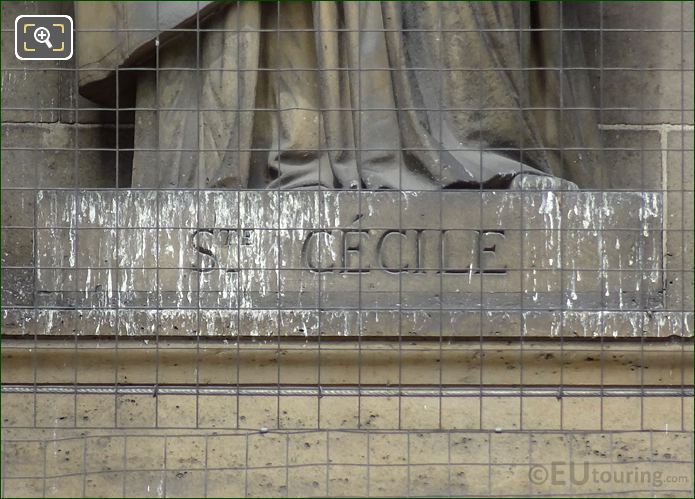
[191,227,507,274]
[26,190,665,325]
[190,228,255,272]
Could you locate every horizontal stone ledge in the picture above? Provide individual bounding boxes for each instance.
[2,188,678,338]
[3,338,692,350]
[2,309,692,338]
[1,335,692,345]
[3,384,693,398]
[3,340,691,387]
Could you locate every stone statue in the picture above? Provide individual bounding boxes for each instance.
[76,1,601,190]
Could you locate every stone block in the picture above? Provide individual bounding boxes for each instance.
[481,397,521,430]
[4,122,131,185]
[35,393,75,427]
[408,464,450,496]
[165,435,206,470]
[156,395,197,428]
[197,396,238,429]
[327,465,367,496]
[207,434,246,468]
[604,30,689,70]
[115,394,156,428]
[238,396,277,430]
[46,437,84,476]
[319,397,359,429]
[602,70,694,126]
[206,470,245,498]
[664,130,695,312]
[1,429,693,496]
[369,433,407,465]
[441,397,481,429]
[3,478,45,498]
[246,467,286,497]
[125,436,166,471]
[521,397,562,430]
[3,440,45,478]
[368,464,408,496]
[85,436,124,473]
[0,393,34,427]
[76,394,115,427]
[643,397,684,431]
[595,1,695,125]
[162,470,205,498]
[601,2,693,31]
[287,465,327,497]
[601,129,662,189]
[3,189,674,339]
[45,476,84,498]
[449,464,490,495]
[279,396,319,429]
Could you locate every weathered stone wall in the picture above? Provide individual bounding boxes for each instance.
[574,1,695,315]
[1,427,693,497]
[2,1,693,309]
[1,2,693,497]
[2,337,693,495]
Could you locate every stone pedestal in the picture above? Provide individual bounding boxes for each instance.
[3,189,688,339]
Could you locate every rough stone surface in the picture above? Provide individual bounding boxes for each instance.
[600,129,663,189]
[3,339,691,391]
[1,189,680,338]
[665,130,695,312]
[0,123,132,189]
[2,3,693,497]
[576,1,695,126]
[0,428,692,497]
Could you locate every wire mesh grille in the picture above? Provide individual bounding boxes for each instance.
[1,1,693,497]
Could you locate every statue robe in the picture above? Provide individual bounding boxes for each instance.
[76,1,602,189]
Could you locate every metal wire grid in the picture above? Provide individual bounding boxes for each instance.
[1,1,694,497]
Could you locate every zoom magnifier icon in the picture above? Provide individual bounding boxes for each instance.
[15,15,73,60]
[33,27,52,48]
